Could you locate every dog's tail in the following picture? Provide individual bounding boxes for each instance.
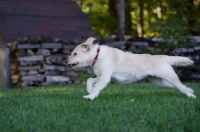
[161,55,194,66]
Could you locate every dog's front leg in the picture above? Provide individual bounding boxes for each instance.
[83,75,111,100]
[86,77,99,94]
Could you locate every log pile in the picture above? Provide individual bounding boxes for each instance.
[10,36,200,87]
[10,36,88,87]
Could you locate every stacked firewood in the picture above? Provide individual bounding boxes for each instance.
[10,36,89,87]
[10,35,200,87]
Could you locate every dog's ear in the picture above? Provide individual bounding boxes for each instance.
[81,44,90,52]
[84,37,97,45]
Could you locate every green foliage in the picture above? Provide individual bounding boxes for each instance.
[0,83,200,131]
[74,0,200,36]
[87,12,118,36]
[81,0,118,36]
[151,19,193,48]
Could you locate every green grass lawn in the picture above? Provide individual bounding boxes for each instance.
[0,83,200,132]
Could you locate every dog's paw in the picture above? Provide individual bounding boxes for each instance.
[186,92,196,99]
[190,94,196,99]
[83,95,96,100]
[186,88,194,94]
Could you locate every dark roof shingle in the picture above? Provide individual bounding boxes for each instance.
[0,0,94,42]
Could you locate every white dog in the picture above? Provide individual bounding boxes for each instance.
[64,37,196,100]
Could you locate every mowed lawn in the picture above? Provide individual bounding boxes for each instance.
[0,83,200,132]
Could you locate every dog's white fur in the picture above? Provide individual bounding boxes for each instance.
[66,37,196,100]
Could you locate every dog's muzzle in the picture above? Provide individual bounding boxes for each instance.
[63,59,79,67]
[64,62,79,68]
[68,62,79,67]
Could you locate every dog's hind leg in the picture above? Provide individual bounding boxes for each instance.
[148,77,174,88]
[157,67,196,98]
[86,77,99,94]
[148,77,194,94]
[165,78,195,98]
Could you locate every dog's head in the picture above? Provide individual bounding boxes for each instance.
[63,37,98,69]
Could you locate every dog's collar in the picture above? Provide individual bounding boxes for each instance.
[91,46,100,67]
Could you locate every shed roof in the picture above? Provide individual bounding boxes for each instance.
[0,0,94,42]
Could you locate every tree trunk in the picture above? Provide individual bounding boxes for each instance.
[186,0,196,25]
[119,0,125,40]
[137,0,144,37]
[125,0,132,35]
[108,0,118,18]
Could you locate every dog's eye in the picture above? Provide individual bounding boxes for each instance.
[74,53,77,56]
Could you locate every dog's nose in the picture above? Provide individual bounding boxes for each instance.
[63,59,68,65]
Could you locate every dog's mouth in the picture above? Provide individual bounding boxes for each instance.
[68,62,79,67]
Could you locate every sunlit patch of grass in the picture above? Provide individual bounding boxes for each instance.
[0,83,199,131]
